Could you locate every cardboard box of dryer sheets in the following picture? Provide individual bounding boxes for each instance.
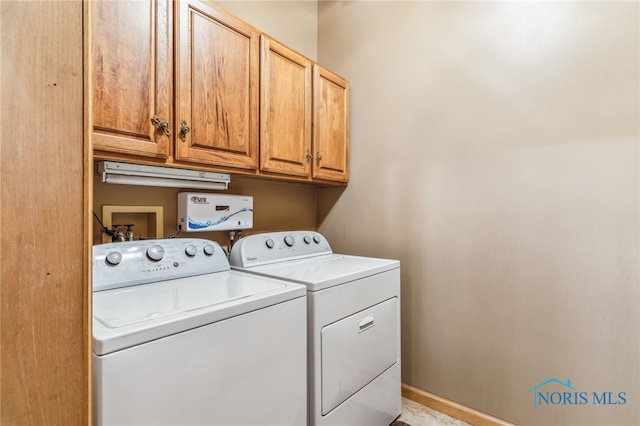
[177,193,253,232]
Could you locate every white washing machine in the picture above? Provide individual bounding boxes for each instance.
[92,238,307,426]
[229,231,401,426]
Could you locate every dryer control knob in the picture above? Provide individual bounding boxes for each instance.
[303,235,311,244]
[265,239,275,249]
[146,245,165,261]
[185,245,197,257]
[284,235,295,247]
[105,251,122,266]
[313,235,321,244]
[203,244,215,256]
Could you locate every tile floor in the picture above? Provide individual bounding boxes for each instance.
[397,397,471,426]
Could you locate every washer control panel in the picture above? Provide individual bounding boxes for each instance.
[93,238,229,292]
[229,231,333,268]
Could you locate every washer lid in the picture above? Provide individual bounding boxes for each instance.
[93,270,305,355]
[233,254,399,292]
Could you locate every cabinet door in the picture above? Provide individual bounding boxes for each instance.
[313,65,350,183]
[176,1,259,170]
[260,35,312,178]
[92,0,172,158]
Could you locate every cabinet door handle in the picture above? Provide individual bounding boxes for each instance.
[315,152,323,166]
[151,115,171,137]
[305,150,313,163]
[179,120,190,142]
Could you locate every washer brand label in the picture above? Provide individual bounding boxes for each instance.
[191,196,208,204]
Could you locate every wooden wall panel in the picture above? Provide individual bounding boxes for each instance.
[0,1,89,424]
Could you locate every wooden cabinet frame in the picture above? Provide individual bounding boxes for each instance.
[1,1,91,424]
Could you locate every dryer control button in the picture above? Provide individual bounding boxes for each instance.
[303,235,311,244]
[265,239,275,249]
[313,235,321,244]
[284,235,295,247]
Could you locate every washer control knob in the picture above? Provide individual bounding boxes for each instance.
[313,235,321,244]
[105,251,122,266]
[203,244,215,256]
[265,239,275,249]
[303,235,311,244]
[146,245,165,261]
[284,235,295,247]
[185,245,197,257]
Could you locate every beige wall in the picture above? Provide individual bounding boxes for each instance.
[317,2,639,425]
[93,175,317,247]
[212,0,318,60]
[93,1,319,247]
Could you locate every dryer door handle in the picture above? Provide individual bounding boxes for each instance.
[358,315,375,333]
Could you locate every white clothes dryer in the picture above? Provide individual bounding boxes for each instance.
[230,231,401,426]
[92,238,307,426]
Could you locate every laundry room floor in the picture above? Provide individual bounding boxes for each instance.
[396,397,470,426]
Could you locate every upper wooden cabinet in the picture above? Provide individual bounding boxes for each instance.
[91,1,348,184]
[260,35,312,178]
[175,0,259,170]
[92,0,172,159]
[312,65,350,183]
[260,37,349,183]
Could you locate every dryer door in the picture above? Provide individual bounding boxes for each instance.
[320,297,398,415]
